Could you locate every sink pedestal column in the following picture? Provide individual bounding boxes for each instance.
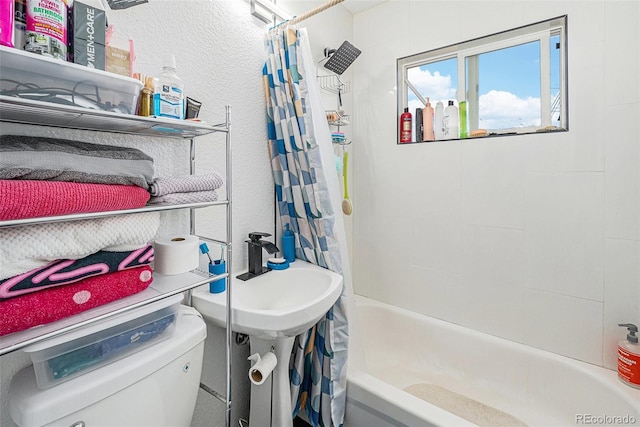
[249,336,296,427]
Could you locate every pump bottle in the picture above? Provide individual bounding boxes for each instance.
[154,54,185,120]
[400,107,412,143]
[618,323,640,388]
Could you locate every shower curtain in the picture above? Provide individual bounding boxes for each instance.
[263,26,353,427]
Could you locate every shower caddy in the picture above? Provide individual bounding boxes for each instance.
[0,47,234,368]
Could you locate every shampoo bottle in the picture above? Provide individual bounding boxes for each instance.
[400,107,412,143]
[434,101,444,140]
[422,98,435,141]
[443,100,459,140]
[618,323,640,388]
[154,54,185,120]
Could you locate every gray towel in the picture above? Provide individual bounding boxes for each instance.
[0,135,154,189]
[148,190,218,205]
[149,173,224,197]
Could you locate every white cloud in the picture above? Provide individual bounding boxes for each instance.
[479,90,540,129]
[407,68,457,104]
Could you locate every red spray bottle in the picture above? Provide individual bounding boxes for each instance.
[400,107,412,143]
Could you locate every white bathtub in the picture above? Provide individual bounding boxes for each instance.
[344,296,640,427]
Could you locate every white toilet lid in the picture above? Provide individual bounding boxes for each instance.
[9,306,206,427]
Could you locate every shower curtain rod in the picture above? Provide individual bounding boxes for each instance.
[268,0,345,30]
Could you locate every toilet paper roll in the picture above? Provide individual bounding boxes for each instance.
[248,352,278,386]
[152,235,200,275]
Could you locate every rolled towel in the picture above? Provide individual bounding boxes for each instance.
[149,172,224,197]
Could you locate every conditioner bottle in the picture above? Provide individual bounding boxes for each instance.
[618,323,640,388]
[422,98,435,141]
[443,100,459,140]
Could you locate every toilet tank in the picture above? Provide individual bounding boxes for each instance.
[9,303,207,427]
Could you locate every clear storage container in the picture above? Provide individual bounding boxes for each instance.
[0,45,142,115]
[22,294,183,389]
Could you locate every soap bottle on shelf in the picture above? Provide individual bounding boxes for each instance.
[422,97,435,141]
[459,100,468,139]
[618,323,640,388]
[434,101,444,140]
[282,224,295,263]
[153,54,185,120]
[400,107,412,143]
[443,100,459,140]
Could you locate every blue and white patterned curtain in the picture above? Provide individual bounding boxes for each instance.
[263,27,350,427]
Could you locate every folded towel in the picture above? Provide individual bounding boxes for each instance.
[0,135,154,189]
[0,212,160,280]
[0,265,153,337]
[0,245,154,300]
[149,172,223,197]
[148,190,218,205]
[0,180,151,221]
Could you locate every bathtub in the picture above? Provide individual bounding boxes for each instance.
[344,296,640,427]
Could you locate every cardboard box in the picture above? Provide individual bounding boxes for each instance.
[106,44,131,77]
[69,1,106,70]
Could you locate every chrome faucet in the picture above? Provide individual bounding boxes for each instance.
[236,232,279,281]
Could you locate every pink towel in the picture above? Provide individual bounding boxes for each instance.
[0,180,151,221]
[0,265,153,337]
[0,245,154,300]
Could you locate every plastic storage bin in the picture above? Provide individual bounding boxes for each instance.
[0,45,142,115]
[22,294,183,389]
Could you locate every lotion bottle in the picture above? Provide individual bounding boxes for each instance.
[443,100,459,140]
[422,98,435,141]
[434,101,444,140]
[400,107,412,143]
[618,323,640,388]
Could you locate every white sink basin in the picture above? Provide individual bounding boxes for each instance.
[192,260,343,339]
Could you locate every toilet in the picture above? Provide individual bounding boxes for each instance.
[9,301,207,427]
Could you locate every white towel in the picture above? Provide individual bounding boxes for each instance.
[0,212,161,280]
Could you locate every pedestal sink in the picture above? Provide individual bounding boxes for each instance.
[192,260,343,427]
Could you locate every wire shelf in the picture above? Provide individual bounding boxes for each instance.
[317,75,351,95]
[325,110,350,126]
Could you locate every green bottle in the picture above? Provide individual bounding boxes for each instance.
[459,100,468,139]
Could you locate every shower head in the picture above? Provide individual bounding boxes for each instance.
[323,41,361,75]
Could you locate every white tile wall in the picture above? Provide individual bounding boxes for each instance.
[524,171,604,302]
[522,289,603,365]
[352,0,640,368]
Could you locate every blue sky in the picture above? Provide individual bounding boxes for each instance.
[407,38,561,133]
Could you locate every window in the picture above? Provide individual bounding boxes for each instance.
[398,16,567,144]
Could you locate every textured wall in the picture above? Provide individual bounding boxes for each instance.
[0,1,274,426]
[351,0,639,370]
